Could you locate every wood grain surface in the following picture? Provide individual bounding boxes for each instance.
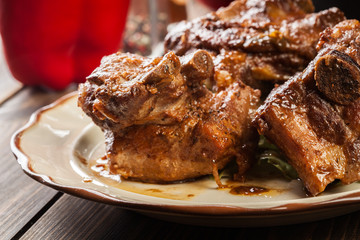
[18,193,360,240]
[0,87,75,239]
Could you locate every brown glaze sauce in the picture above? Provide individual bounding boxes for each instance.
[82,177,93,183]
[216,179,283,197]
[229,185,269,196]
[85,157,202,200]
[80,155,284,200]
[146,188,163,193]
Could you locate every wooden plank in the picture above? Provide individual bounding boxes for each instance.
[21,194,247,239]
[0,39,23,104]
[19,192,360,239]
[0,87,76,239]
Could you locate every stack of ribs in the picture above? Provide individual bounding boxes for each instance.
[165,0,344,91]
[253,20,360,196]
[79,50,260,183]
[78,0,359,194]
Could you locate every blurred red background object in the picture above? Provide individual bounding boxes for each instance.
[0,0,130,90]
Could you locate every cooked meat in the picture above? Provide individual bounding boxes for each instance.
[314,18,360,105]
[315,50,360,105]
[253,20,360,195]
[78,50,260,183]
[164,0,345,90]
[78,0,354,193]
[79,50,212,132]
[211,50,309,91]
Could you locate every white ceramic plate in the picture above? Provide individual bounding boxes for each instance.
[11,92,360,227]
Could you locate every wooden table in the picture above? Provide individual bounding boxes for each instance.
[2,40,360,240]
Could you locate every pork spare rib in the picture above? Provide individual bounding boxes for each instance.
[78,50,260,183]
[253,20,360,195]
[164,0,345,92]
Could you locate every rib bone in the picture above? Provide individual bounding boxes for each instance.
[315,50,360,105]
